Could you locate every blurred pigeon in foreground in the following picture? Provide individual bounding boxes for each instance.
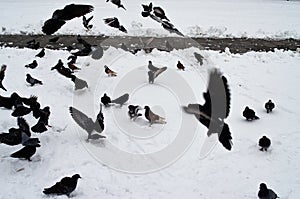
[258,183,279,199]
[43,174,81,197]
[0,64,7,91]
[82,15,93,30]
[148,66,167,84]
[144,105,166,126]
[69,105,105,141]
[42,4,94,35]
[183,69,232,151]
[111,93,129,106]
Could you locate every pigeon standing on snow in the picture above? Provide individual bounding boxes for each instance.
[69,105,105,141]
[43,174,81,197]
[67,55,77,64]
[103,17,127,33]
[265,100,275,113]
[111,93,129,107]
[11,98,31,117]
[51,59,74,79]
[128,105,142,120]
[10,144,40,161]
[104,65,117,76]
[101,93,111,107]
[42,4,94,35]
[183,69,233,151]
[194,52,204,65]
[26,74,43,86]
[106,0,126,10]
[0,64,7,91]
[258,136,271,151]
[144,106,166,126]
[25,60,38,69]
[258,183,279,199]
[177,61,185,71]
[82,15,93,30]
[243,106,259,121]
[35,48,45,58]
[31,106,51,133]
[141,2,153,17]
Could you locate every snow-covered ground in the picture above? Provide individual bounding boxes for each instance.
[0,46,300,198]
[0,0,300,38]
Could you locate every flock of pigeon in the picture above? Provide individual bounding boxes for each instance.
[0,1,279,198]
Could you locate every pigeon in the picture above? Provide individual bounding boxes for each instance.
[25,60,38,69]
[107,0,126,10]
[128,105,142,120]
[265,100,275,113]
[141,3,153,17]
[161,20,184,36]
[26,40,40,50]
[31,106,51,133]
[0,64,7,91]
[148,61,160,72]
[69,106,105,141]
[20,95,40,119]
[258,183,279,199]
[11,98,31,117]
[104,17,127,33]
[165,40,174,52]
[10,144,40,161]
[144,106,166,126]
[177,61,185,70]
[153,6,170,21]
[42,4,94,35]
[101,93,111,107]
[68,62,81,71]
[51,59,75,79]
[49,36,60,43]
[21,132,40,146]
[82,15,93,30]
[243,106,259,121]
[67,55,77,64]
[35,48,45,58]
[43,174,81,197]
[111,93,129,106]
[71,43,92,56]
[183,69,233,151]
[194,52,204,65]
[26,74,43,86]
[148,67,167,84]
[259,136,271,151]
[71,76,88,90]
[0,92,21,110]
[104,65,117,76]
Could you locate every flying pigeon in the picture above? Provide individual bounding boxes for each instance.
[11,98,31,117]
[82,15,93,30]
[10,144,40,161]
[71,76,88,90]
[104,17,127,33]
[43,174,81,197]
[258,136,271,152]
[258,183,279,199]
[177,61,185,71]
[0,64,7,91]
[101,93,111,107]
[42,4,94,35]
[107,0,126,10]
[265,99,275,113]
[161,20,184,36]
[49,36,60,43]
[243,106,259,121]
[31,106,51,133]
[141,2,153,17]
[111,93,129,106]
[153,6,170,21]
[144,106,166,126]
[35,48,45,58]
[25,60,38,69]
[183,69,233,151]
[148,61,160,72]
[148,66,167,84]
[128,105,142,120]
[69,105,105,141]
[51,59,75,79]
[104,65,117,76]
[26,74,43,86]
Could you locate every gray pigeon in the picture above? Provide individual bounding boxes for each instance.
[258,183,279,199]
[148,66,167,84]
[111,93,129,106]
[144,105,166,126]
[148,61,160,72]
[194,52,204,65]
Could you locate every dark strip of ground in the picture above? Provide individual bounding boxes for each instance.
[0,35,299,54]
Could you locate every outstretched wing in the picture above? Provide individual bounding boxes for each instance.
[54,4,94,21]
[111,93,129,105]
[42,19,66,35]
[17,117,31,136]
[69,107,94,134]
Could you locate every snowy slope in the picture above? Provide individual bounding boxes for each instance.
[0,46,300,198]
[0,0,300,38]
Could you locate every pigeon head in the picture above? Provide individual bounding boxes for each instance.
[1,64,7,71]
[33,60,37,64]
[144,106,150,110]
[245,106,249,110]
[72,174,82,179]
[259,183,267,190]
[104,65,108,69]
[10,92,20,100]
[148,61,152,64]
[26,74,31,78]
[268,99,272,102]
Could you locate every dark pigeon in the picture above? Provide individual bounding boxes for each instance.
[258,183,279,199]
[26,40,40,50]
[25,60,38,69]
[144,105,166,126]
[0,92,21,110]
[243,106,259,121]
[26,74,43,86]
[82,15,93,30]
[43,174,81,197]
[177,61,185,70]
[101,93,111,107]
[128,105,142,120]
[42,4,94,35]
[51,59,75,79]
[111,93,129,106]
[259,136,271,151]
[0,65,7,91]
[71,76,88,90]
[183,69,233,151]
[67,55,77,64]
[104,17,127,33]
[35,48,45,58]
[265,99,275,113]
[69,105,105,141]
[31,106,51,133]
[107,0,126,10]
[10,144,40,161]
